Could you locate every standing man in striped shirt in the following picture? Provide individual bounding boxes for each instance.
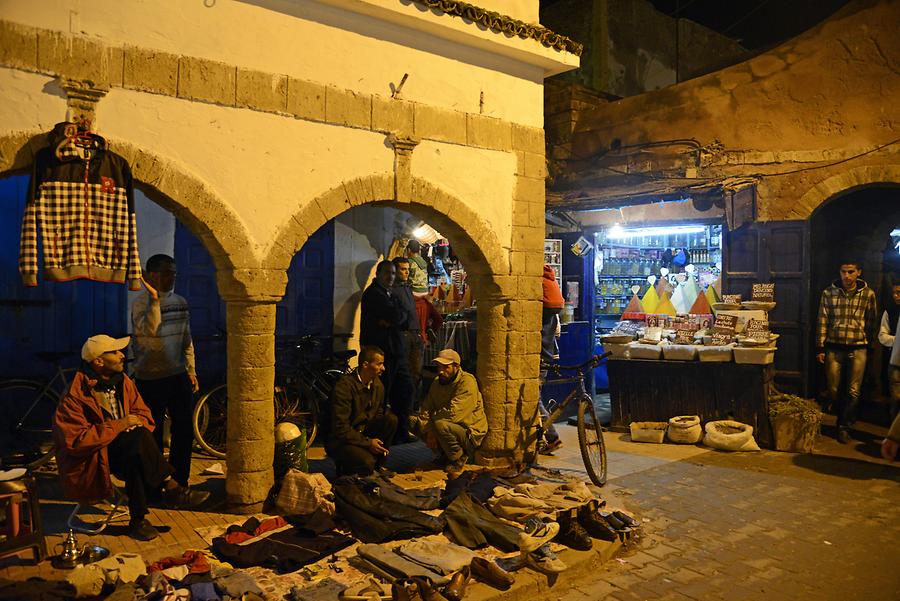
[132,254,199,488]
[816,260,878,443]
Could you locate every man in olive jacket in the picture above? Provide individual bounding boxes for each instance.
[410,349,487,476]
[326,346,397,476]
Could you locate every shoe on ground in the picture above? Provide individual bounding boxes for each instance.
[554,509,592,551]
[577,504,618,542]
[518,517,560,553]
[522,543,567,574]
[837,429,851,444]
[612,510,640,528]
[538,439,563,455]
[374,465,396,478]
[128,518,159,541]
[394,432,418,445]
[443,565,470,601]
[162,485,210,509]
[470,556,515,590]
[445,455,468,478]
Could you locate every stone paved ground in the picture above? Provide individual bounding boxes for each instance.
[544,424,900,601]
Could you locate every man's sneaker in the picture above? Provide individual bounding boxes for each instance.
[129,519,159,541]
[554,509,592,551]
[538,439,563,455]
[612,510,640,529]
[518,517,560,553]
[523,543,567,574]
[162,485,210,509]
[837,429,851,444]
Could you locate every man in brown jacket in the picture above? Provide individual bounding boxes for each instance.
[53,334,208,541]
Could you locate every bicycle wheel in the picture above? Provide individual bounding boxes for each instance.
[577,394,607,486]
[275,384,318,448]
[193,384,227,458]
[0,380,59,469]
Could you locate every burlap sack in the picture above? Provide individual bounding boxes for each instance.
[666,415,702,444]
[703,420,760,451]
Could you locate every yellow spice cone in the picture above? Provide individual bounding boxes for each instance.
[655,291,677,316]
[641,285,660,314]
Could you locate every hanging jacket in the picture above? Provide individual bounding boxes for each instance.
[19,122,142,289]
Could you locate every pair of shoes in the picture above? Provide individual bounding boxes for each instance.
[340,577,390,600]
[162,484,210,509]
[445,456,467,479]
[470,557,515,590]
[518,517,560,553]
[128,518,160,541]
[836,429,851,444]
[577,504,617,541]
[443,565,469,601]
[599,511,638,541]
[538,439,563,455]
[554,508,592,550]
[392,576,448,601]
[522,543,567,574]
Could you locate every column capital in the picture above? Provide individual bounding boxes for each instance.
[217,268,287,303]
[60,78,109,124]
[388,134,420,202]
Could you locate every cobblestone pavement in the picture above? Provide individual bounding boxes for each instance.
[548,432,900,601]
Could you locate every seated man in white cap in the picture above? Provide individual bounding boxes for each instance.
[53,334,209,541]
[410,348,487,476]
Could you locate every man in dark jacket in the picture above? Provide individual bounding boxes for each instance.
[391,256,420,443]
[53,335,208,541]
[360,260,413,442]
[326,346,397,476]
[816,260,878,443]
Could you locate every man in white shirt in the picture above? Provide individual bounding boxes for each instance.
[132,254,199,488]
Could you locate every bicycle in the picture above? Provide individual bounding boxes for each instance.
[524,351,612,487]
[192,335,355,458]
[0,352,78,469]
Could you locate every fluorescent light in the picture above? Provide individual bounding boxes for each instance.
[607,225,706,239]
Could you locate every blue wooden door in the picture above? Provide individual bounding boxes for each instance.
[0,175,127,379]
[173,220,335,385]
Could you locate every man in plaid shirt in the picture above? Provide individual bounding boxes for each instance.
[816,260,878,443]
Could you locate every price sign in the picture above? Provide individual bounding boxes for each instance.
[714,313,738,333]
[722,294,742,304]
[673,330,695,345]
[746,318,770,341]
[709,331,733,346]
[752,283,775,301]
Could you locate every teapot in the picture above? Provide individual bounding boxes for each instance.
[53,530,84,569]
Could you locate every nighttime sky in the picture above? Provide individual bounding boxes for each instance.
[542,0,852,50]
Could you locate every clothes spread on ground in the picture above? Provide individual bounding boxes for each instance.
[19,121,142,289]
[213,571,264,598]
[442,492,521,552]
[94,553,147,585]
[362,474,442,510]
[276,470,335,516]
[356,544,450,586]
[487,481,596,522]
[148,550,210,575]
[395,539,477,575]
[439,471,503,508]
[332,476,446,543]
[284,508,339,535]
[211,516,354,574]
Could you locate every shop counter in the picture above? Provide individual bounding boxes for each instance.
[606,358,774,448]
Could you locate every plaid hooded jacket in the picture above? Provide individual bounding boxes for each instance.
[19,122,142,289]
[816,278,878,351]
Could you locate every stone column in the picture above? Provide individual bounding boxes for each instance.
[217,268,287,513]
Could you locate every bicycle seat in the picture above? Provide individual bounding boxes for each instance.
[35,351,75,363]
[333,350,357,362]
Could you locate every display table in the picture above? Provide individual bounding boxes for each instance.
[607,358,774,449]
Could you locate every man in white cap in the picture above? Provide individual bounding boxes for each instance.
[410,348,487,476]
[53,334,209,541]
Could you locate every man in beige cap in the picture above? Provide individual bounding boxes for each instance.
[53,334,208,541]
[410,348,487,476]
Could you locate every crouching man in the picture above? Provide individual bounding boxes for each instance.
[53,335,209,541]
[410,349,487,477]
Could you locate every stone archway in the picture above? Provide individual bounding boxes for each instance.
[268,174,541,467]
[797,164,900,220]
[0,130,284,511]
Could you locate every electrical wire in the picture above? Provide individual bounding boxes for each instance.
[751,138,900,177]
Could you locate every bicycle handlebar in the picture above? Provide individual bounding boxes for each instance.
[541,351,612,373]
